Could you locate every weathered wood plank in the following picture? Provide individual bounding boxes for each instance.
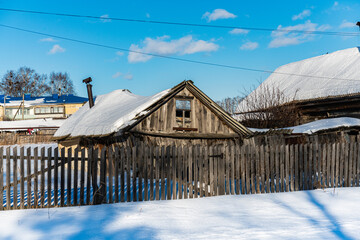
[357,143,360,187]
[86,147,92,205]
[238,145,243,194]
[20,147,25,209]
[6,147,10,210]
[183,146,188,199]
[13,147,18,209]
[294,144,299,191]
[209,146,214,196]
[26,147,31,208]
[73,148,78,206]
[204,146,209,197]
[138,144,143,202]
[218,145,225,196]
[188,146,193,198]
[299,144,303,191]
[80,148,85,205]
[166,146,172,200]
[279,144,285,192]
[155,146,160,201]
[245,145,251,194]
[118,147,123,203]
[40,147,45,208]
[199,146,204,198]
[331,143,336,188]
[149,146,154,201]
[344,143,349,187]
[285,144,289,192]
[275,144,280,192]
[352,143,357,187]
[289,144,294,191]
[339,143,345,187]
[213,146,218,196]
[60,148,65,207]
[335,143,340,187]
[303,144,308,190]
[47,148,52,207]
[255,145,260,194]
[230,144,235,195]
[132,146,137,202]
[126,146,131,202]
[66,148,72,206]
[177,146,183,199]
[348,142,353,187]
[100,147,107,204]
[172,145,176,199]
[265,145,270,193]
[161,146,166,200]
[108,147,113,204]
[144,146,149,201]
[308,143,313,190]
[327,143,331,188]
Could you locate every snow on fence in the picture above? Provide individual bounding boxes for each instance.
[0,140,360,211]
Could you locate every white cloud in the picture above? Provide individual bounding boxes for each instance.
[229,28,249,35]
[100,14,111,23]
[240,41,259,50]
[128,35,219,63]
[292,9,311,21]
[124,74,133,80]
[269,20,330,48]
[48,44,65,54]
[116,51,124,56]
[112,72,122,79]
[339,20,355,29]
[40,37,57,42]
[202,9,236,22]
[333,1,339,7]
[146,13,150,18]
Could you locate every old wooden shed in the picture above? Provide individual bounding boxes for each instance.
[54,80,252,148]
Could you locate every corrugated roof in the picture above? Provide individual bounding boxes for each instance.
[0,94,88,107]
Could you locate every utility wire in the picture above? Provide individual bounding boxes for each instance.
[1,23,360,82]
[0,8,359,37]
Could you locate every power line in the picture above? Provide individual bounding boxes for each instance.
[0,8,359,37]
[1,23,360,82]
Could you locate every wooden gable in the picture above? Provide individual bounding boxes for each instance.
[131,87,238,139]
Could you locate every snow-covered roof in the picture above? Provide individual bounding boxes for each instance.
[54,89,170,138]
[0,119,64,131]
[250,117,360,135]
[238,47,360,112]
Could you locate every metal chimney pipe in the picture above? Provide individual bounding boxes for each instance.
[82,77,94,108]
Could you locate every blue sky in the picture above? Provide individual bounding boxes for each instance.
[0,0,359,101]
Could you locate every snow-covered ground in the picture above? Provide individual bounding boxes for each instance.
[0,187,359,240]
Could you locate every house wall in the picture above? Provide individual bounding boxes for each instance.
[132,88,236,136]
[65,103,84,117]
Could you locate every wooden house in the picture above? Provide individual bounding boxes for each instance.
[236,47,360,126]
[54,80,252,148]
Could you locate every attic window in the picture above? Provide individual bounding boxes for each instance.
[176,99,191,126]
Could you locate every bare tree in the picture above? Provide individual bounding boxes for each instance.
[235,82,299,128]
[216,96,243,114]
[49,72,75,95]
[0,67,50,97]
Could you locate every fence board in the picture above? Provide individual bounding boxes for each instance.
[344,143,349,187]
[357,143,360,187]
[239,145,244,194]
[20,147,25,209]
[289,145,294,192]
[285,145,289,192]
[155,146,160,201]
[172,146,177,199]
[280,144,285,192]
[275,145,280,192]
[132,146,137,202]
[260,145,265,193]
[13,148,18,209]
[108,147,113,204]
[189,146,193,198]
[183,146,188,199]
[47,148,52,207]
[138,144,143,202]
[26,147,31,208]
[204,146,209,197]
[327,144,331,188]
[150,146,154,201]
[166,146,171,200]
[6,148,10,210]
[348,142,354,187]
[303,144,308,191]
[100,148,107,204]
[265,145,270,193]
[86,147,92,205]
[40,147,45,208]
[199,146,204,198]
[331,143,336,188]
[335,143,340,187]
[177,146,183,200]
[126,146,131,202]
[352,143,357,187]
[294,145,299,191]
[218,145,225,196]
[230,144,235,195]
[255,145,260,194]
[118,147,123,203]
[144,146,149,201]
[161,146,166,200]
[299,144,303,191]
[66,148,72,206]
[60,148,65,207]
[80,148,85,205]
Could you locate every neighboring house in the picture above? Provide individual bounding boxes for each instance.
[0,94,88,121]
[54,80,252,148]
[236,47,360,125]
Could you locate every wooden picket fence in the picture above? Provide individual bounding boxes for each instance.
[1,140,360,211]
